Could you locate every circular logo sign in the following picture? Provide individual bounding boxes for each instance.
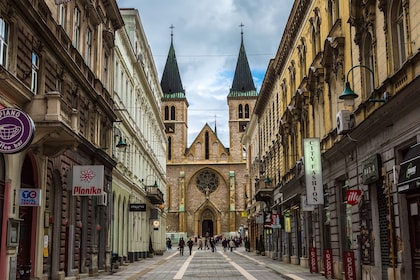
[0,108,35,154]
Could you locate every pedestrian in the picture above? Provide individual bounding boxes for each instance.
[210,237,215,252]
[229,238,235,252]
[222,238,228,252]
[166,238,172,250]
[187,238,194,255]
[178,237,185,256]
[198,237,203,250]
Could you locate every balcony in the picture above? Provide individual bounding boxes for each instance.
[145,183,164,205]
[254,176,274,206]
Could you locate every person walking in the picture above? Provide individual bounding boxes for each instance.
[178,237,185,256]
[198,237,203,250]
[187,238,194,255]
[229,238,235,252]
[210,237,215,252]
[222,238,228,252]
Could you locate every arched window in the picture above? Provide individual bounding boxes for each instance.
[205,131,209,160]
[164,106,169,120]
[167,137,172,160]
[238,104,243,118]
[392,1,406,70]
[362,33,375,100]
[170,106,176,120]
[245,104,249,118]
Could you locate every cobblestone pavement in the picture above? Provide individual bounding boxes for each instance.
[90,246,327,280]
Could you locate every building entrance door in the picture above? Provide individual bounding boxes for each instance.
[408,195,420,279]
[202,220,214,237]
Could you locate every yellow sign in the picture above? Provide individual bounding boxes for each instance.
[241,211,248,218]
[285,216,291,233]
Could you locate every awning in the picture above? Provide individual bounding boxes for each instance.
[398,143,420,192]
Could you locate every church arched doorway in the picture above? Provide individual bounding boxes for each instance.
[202,219,214,237]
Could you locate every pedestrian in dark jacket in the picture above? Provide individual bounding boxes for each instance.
[178,237,185,256]
[187,238,194,255]
[222,238,228,252]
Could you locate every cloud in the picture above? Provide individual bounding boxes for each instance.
[117,0,294,146]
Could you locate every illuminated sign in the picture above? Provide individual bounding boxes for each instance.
[0,108,35,154]
[304,138,324,205]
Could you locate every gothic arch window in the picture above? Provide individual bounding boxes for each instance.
[362,33,375,100]
[170,106,176,120]
[167,137,172,160]
[164,106,169,120]
[391,0,406,70]
[244,104,249,118]
[289,61,296,94]
[205,131,210,160]
[298,38,307,79]
[196,169,219,194]
[238,104,243,118]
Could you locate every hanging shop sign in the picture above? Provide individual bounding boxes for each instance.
[270,214,282,228]
[301,195,315,211]
[304,138,324,204]
[346,190,362,205]
[18,188,42,206]
[398,143,420,193]
[0,108,35,154]
[284,214,291,233]
[362,154,381,184]
[72,165,104,196]
[129,203,146,212]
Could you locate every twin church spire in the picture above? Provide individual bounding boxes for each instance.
[160,24,256,98]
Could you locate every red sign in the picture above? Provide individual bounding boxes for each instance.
[346,190,362,205]
[309,247,318,273]
[323,249,333,278]
[344,251,355,280]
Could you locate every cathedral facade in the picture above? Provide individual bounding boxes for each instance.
[161,30,257,238]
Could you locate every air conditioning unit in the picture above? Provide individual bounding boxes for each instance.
[97,193,107,206]
[337,110,352,135]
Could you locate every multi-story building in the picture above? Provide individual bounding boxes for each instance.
[112,8,166,263]
[243,0,420,279]
[0,0,125,279]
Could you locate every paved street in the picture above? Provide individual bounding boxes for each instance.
[91,246,326,280]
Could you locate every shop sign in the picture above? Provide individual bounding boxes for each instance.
[309,247,318,273]
[301,195,314,211]
[346,190,362,205]
[362,154,381,184]
[0,108,35,154]
[129,203,146,211]
[72,165,104,196]
[398,143,420,192]
[304,138,324,205]
[271,214,282,228]
[284,215,291,233]
[344,251,355,280]
[324,249,333,278]
[18,188,42,206]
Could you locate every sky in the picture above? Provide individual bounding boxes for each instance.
[117,0,295,147]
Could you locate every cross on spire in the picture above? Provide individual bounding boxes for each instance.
[239,22,244,35]
[170,24,175,38]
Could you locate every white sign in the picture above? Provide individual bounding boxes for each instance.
[18,188,42,206]
[304,138,324,205]
[301,196,315,211]
[72,165,104,196]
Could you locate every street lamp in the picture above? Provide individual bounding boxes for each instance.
[339,65,374,107]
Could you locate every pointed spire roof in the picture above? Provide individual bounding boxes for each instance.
[161,25,185,98]
[228,24,257,98]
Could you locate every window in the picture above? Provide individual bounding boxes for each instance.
[86,27,92,67]
[238,104,243,118]
[205,132,209,160]
[167,137,172,160]
[0,17,8,67]
[58,4,66,28]
[170,106,175,120]
[196,170,219,194]
[164,106,169,120]
[73,7,80,49]
[393,1,406,69]
[103,53,108,88]
[31,53,39,93]
[245,104,249,118]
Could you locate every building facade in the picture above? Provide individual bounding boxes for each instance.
[243,0,420,279]
[112,8,166,264]
[163,30,255,240]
